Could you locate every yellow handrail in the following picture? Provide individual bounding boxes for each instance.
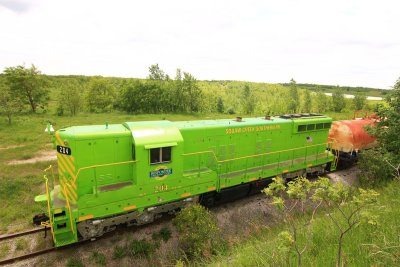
[182,142,330,164]
[62,185,75,235]
[43,174,55,242]
[73,160,137,183]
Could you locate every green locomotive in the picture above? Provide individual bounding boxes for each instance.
[34,114,336,247]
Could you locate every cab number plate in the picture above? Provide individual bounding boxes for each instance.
[57,145,71,155]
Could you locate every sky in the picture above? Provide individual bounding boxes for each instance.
[0,0,399,89]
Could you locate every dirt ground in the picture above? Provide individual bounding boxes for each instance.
[7,151,56,165]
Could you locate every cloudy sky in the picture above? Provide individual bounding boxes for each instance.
[0,0,399,89]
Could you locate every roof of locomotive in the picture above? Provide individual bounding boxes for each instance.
[173,114,331,129]
[56,114,331,139]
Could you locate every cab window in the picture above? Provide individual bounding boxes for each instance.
[150,147,172,164]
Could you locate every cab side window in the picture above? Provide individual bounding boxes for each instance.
[150,147,172,164]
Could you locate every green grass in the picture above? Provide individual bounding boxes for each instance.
[0,244,10,259]
[152,227,172,242]
[15,238,28,250]
[66,257,84,267]
[206,181,400,267]
[90,251,106,266]
[113,245,126,260]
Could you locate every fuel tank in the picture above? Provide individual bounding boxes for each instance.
[328,118,377,153]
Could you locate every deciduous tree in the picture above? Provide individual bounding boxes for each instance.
[374,77,400,157]
[312,178,379,267]
[182,72,201,112]
[264,177,322,267]
[87,78,116,113]
[353,93,366,110]
[147,64,166,80]
[332,88,346,112]
[242,84,255,114]
[217,97,224,113]
[0,82,21,124]
[302,89,312,113]
[315,90,328,113]
[288,78,299,113]
[58,80,84,116]
[3,64,49,113]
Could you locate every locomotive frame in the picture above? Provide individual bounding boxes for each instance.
[35,114,336,247]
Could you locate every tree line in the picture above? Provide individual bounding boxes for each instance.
[0,63,377,124]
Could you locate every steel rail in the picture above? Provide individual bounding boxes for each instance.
[0,247,56,266]
[0,227,45,242]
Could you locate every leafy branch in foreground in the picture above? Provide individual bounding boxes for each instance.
[264,177,379,267]
[263,176,322,267]
[312,178,379,267]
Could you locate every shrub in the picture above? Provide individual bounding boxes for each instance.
[113,245,126,260]
[90,251,106,265]
[127,239,156,258]
[66,257,84,267]
[358,148,393,187]
[173,204,221,258]
[227,108,236,114]
[152,227,172,242]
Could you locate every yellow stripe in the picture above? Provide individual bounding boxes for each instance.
[181,193,191,197]
[55,133,63,144]
[282,170,289,173]
[59,170,77,190]
[248,177,257,181]
[221,184,225,188]
[207,186,216,191]
[307,164,313,167]
[123,205,137,211]
[70,155,75,162]
[60,170,77,189]
[59,175,77,201]
[58,162,65,172]
[61,154,75,171]
[64,185,76,203]
[79,215,94,221]
[55,133,75,171]
[57,154,76,180]
[66,183,77,201]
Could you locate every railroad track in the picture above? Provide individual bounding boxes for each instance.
[0,227,45,242]
[0,247,56,266]
[0,214,174,266]
[0,227,52,266]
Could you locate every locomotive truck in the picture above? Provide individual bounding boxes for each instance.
[34,114,336,247]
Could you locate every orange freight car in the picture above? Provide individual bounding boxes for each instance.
[328,113,377,166]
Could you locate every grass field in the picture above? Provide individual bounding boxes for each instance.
[205,182,400,267]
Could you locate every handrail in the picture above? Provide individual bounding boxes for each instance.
[327,138,339,168]
[73,160,137,183]
[43,174,55,242]
[62,185,75,235]
[182,142,329,164]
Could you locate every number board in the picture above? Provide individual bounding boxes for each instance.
[57,145,71,155]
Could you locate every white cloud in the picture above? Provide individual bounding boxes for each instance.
[0,0,399,88]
